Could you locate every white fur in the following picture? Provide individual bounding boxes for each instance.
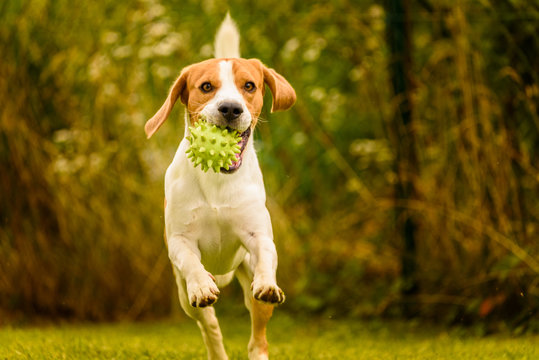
[165,135,272,281]
[214,13,240,58]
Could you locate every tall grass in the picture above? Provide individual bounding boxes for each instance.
[0,0,171,320]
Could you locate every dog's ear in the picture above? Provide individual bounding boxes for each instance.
[251,61,295,113]
[144,66,191,139]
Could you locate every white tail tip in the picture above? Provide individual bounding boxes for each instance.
[214,13,240,58]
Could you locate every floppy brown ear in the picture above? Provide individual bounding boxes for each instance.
[262,66,296,112]
[144,67,191,139]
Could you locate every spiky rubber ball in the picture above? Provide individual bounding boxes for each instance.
[186,121,242,173]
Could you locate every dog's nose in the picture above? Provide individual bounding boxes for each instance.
[218,101,243,122]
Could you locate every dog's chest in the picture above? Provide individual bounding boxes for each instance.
[185,203,247,274]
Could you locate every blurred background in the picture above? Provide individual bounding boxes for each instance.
[1,0,537,333]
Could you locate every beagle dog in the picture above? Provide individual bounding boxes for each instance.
[144,15,296,360]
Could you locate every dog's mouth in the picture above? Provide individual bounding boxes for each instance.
[220,127,251,174]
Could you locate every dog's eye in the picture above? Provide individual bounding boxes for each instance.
[200,82,213,93]
[244,81,256,93]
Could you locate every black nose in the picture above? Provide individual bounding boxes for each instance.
[218,101,243,122]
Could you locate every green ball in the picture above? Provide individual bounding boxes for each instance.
[186,120,242,173]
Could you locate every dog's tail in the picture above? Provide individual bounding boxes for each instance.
[214,13,240,58]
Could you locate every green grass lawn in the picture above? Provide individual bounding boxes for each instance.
[1,313,537,359]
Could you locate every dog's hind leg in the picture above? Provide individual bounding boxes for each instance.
[174,268,228,360]
[236,261,274,360]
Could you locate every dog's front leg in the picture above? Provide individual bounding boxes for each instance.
[243,233,285,305]
[168,235,220,307]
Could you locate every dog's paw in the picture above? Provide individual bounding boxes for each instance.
[252,282,285,305]
[187,273,220,307]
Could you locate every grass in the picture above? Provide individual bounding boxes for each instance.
[1,312,537,360]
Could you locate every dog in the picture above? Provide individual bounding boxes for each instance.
[144,14,296,360]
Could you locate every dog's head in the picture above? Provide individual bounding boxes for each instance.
[145,58,296,172]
